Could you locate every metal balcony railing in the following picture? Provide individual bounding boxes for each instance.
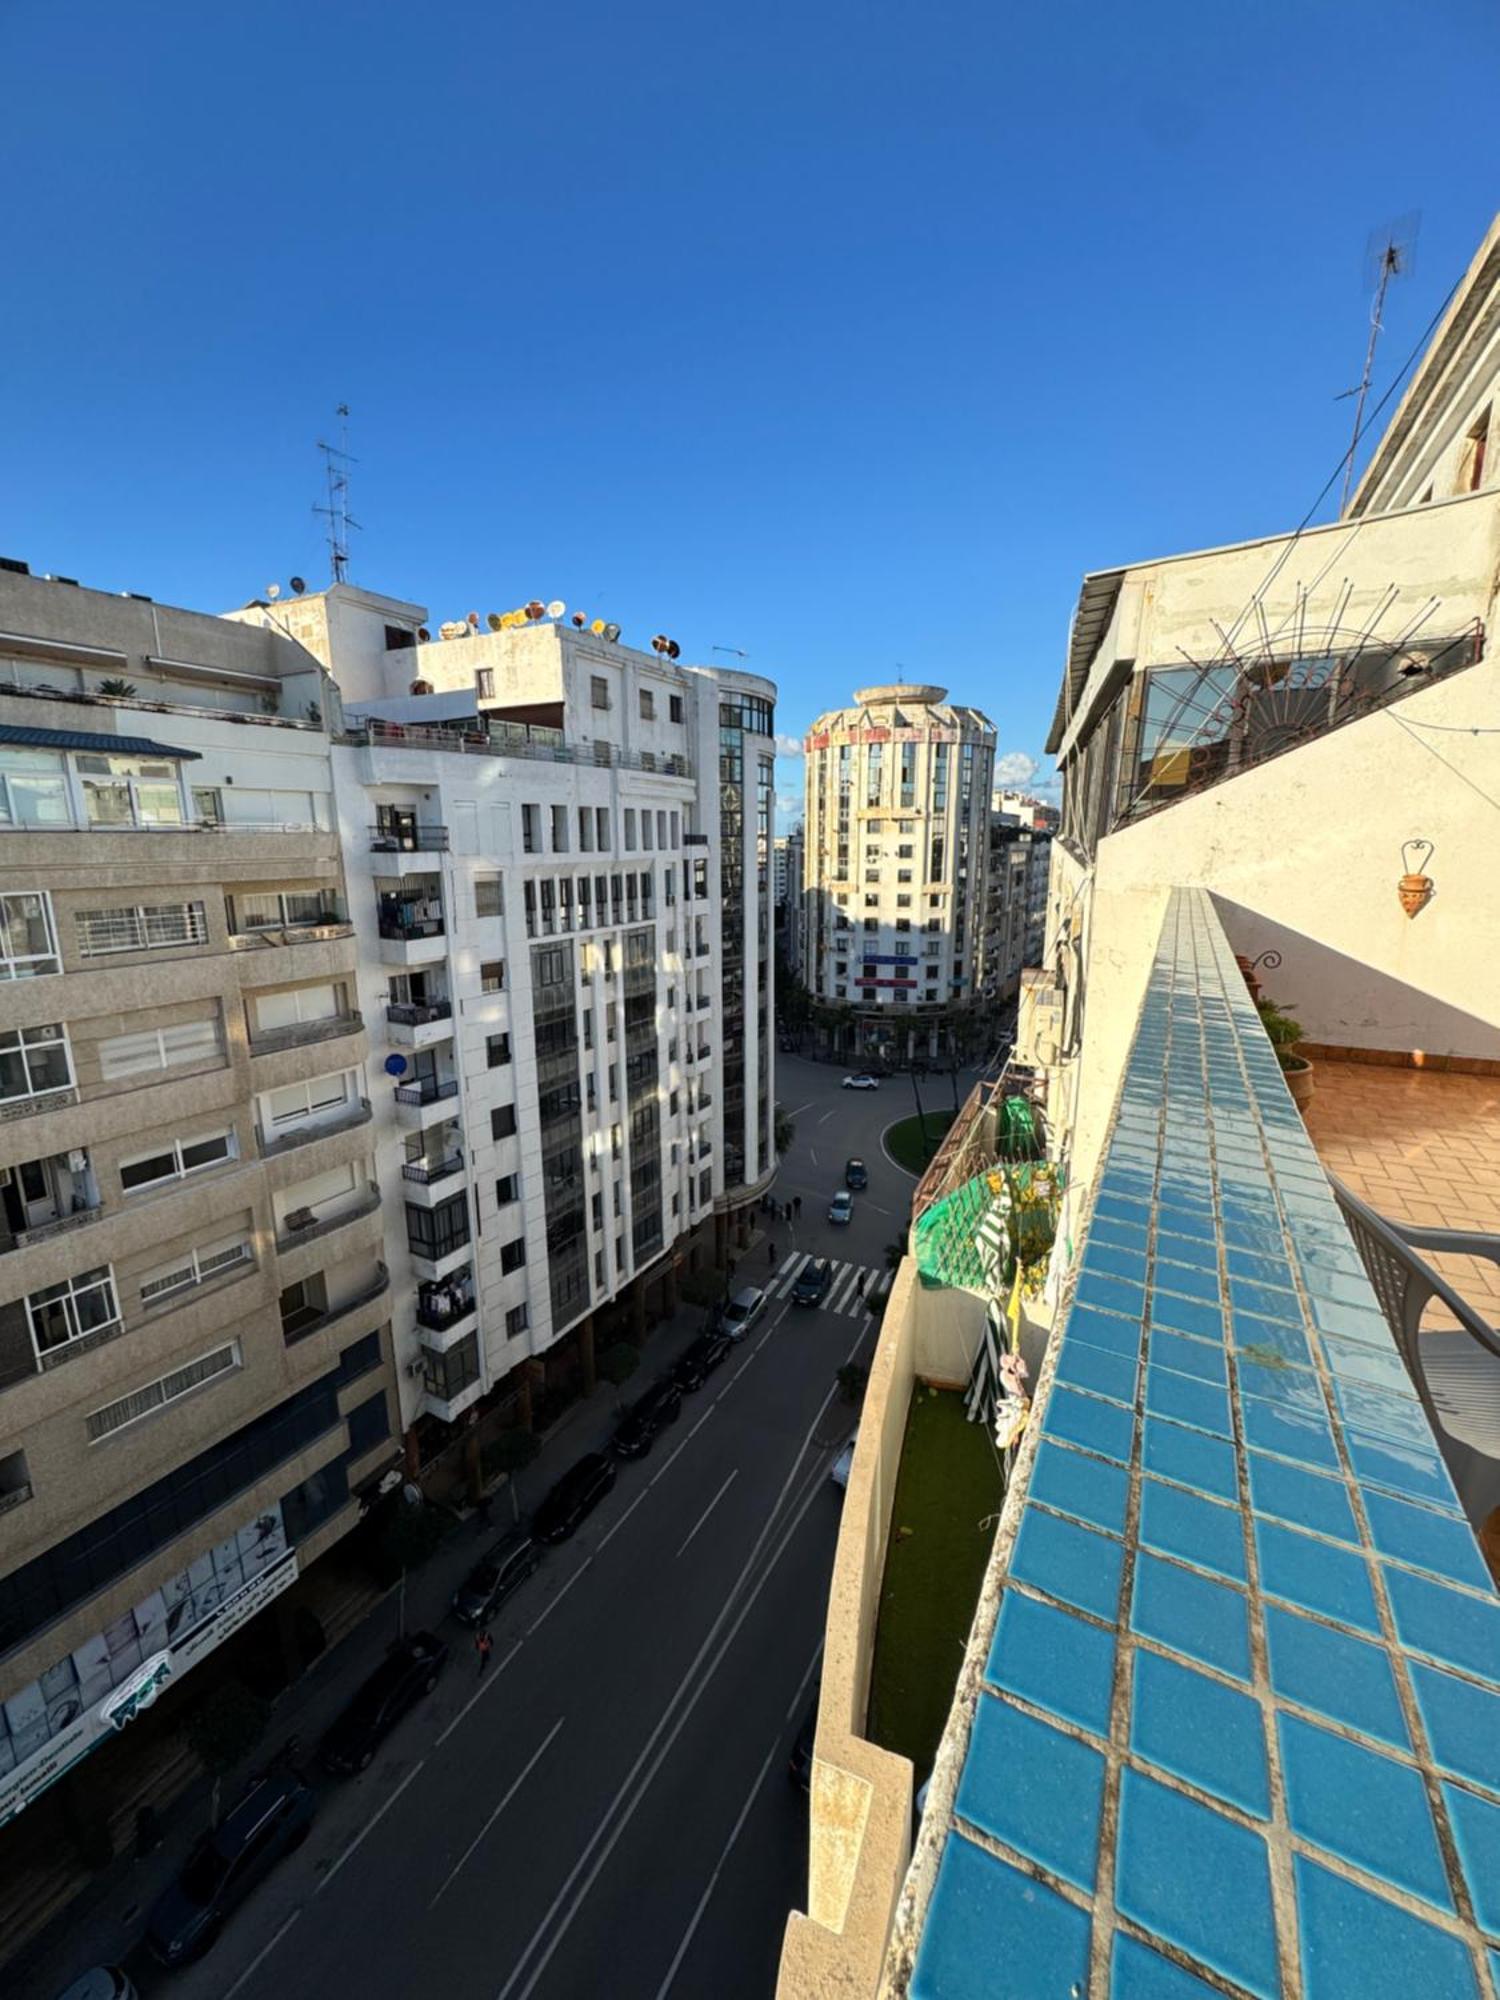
[386,999,452,1027]
[10,1201,105,1252]
[258,1098,373,1157]
[281,1263,391,1346]
[370,823,450,852]
[378,916,446,942]
[394,1077,460,1107]
[416,1286,476,1331]
[275,1181,381,1252]
[346,718,692,780]
[249,1012,364,1056]
[401,1155,465,1186]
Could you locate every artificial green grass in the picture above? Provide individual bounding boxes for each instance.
[883,1108,956,1175]
[866,1386,1004,1782]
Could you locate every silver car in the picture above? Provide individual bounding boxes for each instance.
[723,1286,767,1340]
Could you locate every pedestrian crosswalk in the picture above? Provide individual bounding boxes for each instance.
[766,1252,881,1316]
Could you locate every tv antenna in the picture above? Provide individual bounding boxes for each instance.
[712,644,748,660]
[1337,215,1419,514]
[314,403,361,584]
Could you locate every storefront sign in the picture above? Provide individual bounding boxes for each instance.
[0,1551,299,1826]
[854,977,918,988]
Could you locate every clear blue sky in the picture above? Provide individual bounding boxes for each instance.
[4,0,1497,822]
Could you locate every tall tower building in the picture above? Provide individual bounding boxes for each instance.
[801,685,995,1064]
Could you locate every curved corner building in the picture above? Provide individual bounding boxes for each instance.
[801,685,995,1064]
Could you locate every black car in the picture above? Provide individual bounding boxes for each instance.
[612,1376,683,1458]
[792,1258,833,1306]
[146,1772,314,1965]
[845,1157,868,1190]
[321,1631,449,1775]
[533,1452,617,1543]
[452,1532,544,1628]
[788,1699,817,1790]
[673,1327,732,1392]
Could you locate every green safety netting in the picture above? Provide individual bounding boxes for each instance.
[914,1168,1007,1291]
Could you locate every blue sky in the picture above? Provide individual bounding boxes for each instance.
[4,0,1497,824]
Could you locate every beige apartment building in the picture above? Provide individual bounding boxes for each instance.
[0,573,398,1823]
[779,213,1500,1999]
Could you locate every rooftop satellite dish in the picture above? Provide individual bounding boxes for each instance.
[603,622,622,643]
[525,600,545,622]
[590,619,606,637]
[572,612,587,628]
[266,583,281,600]
[547,600,566,620]
[467,611,480,629]
[486,612,503,632]
[290,576,307,595]
[418,627,431,642]
[666,639,680,660]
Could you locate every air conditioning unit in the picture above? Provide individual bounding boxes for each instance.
[1015,970,1065,1069]
[406,1358,427,1379]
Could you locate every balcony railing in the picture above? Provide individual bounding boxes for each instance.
[416,1286,476,1332]
[258,1097,373,1158]
[377,916,446,942]
[344,718,693,780]
[370,823,450,852]
[275,1181,381,1252]
[386,999,452,1027]
[683,832,710,847]
[401,1155,464,1186]
[11,1201,105,1252]
[229,913,351,950]
[0,1482,33,1517]
[281,1262,391,1346]
[394,1077,459,1106]
[249,1012,364,1056]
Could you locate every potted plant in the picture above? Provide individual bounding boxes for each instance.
[1256,998,1315,1109]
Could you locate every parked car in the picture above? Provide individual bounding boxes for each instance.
[321,1631,450,1774]
[828,1190,853,1224]
[845,1157,868,1189]
[452,1532,544,1628]
[841,1074,879,1090]
[612,1375,683,1458]
[788,1699,817,1790]
[53,1973,138,2000]
[831,1433,857,1488]
[722,1285,767,1340]
[674,1327,732,1391]
[145,1773,314,1965]
[792,1258,833,1306]
[533,1452,617,1542]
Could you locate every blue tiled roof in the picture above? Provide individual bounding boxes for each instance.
[0,722,201,759]
[910,887,1500,2000]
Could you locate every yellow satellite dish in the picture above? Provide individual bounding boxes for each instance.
[590,619,606,636]
[547,600,566,620]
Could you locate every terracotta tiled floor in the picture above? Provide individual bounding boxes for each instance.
[1305,1060,1500,1331]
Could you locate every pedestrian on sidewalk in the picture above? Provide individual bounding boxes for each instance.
[794,1195,802,1219]
[476,1627,493,1675]
[768,1239,777,1266]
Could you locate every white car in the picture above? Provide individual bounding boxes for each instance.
[722,1286,767,1340]
[828,1190,853,1225]
[831,1434,857,1489]
[841,1074,879,1090]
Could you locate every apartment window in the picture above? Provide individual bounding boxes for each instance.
[264,1071,355,1132]
[1460,404,1491,493]
[521,805,540,854]
[863,917,878,933]
[0,1022,72,1105]
[346,1389,391,1457]
[0,891,61,979]
[0,749,68,827]
[834,983,846,998]
[897,894,912,908]
[506,1303,529,1338]
[495,1173,518,1207]
[596,808,610,850]
[500,1236,526,1274]
[864,894,878,908]
[87,1343,241,1444]
[639,688,655,720]
[586,1073,598,1110]
[120,1129,235,1193]
[669,695,684,724]
[99,1015,221,1082]
[487,1033,512,1068]
[233,890,334,932]
[624,809,637,851]
[251,982,343,1037]
[929,894,942,909]
[407,1193,471,1260]
[140,1237,252,1308]
[481,959,505,993]
[896,918,911,933]
[698,1168,712,1205]
[476,875,503,918]
[835,959,847,975]
[641,813,654,852]
[491,1104,517,1140]
[75,752,183,829]
[27,1266,121,1362]
[591,675,610,710]
[925,986,938,1002]
[551,804,569,852]
[476,667,494,699]
[669,1089,680,1114]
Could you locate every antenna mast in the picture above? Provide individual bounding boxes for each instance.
[1338,217,1418,514]
[314,404,361,584]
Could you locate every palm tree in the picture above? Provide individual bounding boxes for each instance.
[883,1236,907,1272]
[97,678,138,699]
[774,1104,796,1156]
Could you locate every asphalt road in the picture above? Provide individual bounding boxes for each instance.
[54,1057,928,2000]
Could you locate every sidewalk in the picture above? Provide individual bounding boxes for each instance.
[2,1293,721,1998]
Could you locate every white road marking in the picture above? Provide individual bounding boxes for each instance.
[318,1759,426,1891]
[652,1731,783,1997]
[429,1717,567,1908]
[826,1267,860,1315]
[675,1468,739,1559]
[435,1640,524,1744]
[223,1910,300,2000]
[687,1403,715,1438]
[817,1109,835,1125]
[809,1148,818,1167]
[776,1252,800,1277]
[867,1202,894,1216]
[784,1639,826,1722]
[492,1378,853,2000]
[595,1484,652,1553]
[788,1100,815,1117]
[649,1434,692,1486]
[523,1558,593,1639]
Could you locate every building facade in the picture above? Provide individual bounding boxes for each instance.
[801,685,995,1063]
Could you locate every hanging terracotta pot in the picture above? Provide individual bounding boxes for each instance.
[1398,873,1433,918]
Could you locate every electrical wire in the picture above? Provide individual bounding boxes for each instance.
[1382,708,1500,817]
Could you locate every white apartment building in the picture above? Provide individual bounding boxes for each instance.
[774,827,805,978]
[801,685,995,1061]
[0,569,776,1822]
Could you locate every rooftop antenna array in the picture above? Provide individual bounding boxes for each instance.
[314,403,361,584]
[1337,214,1419,514]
